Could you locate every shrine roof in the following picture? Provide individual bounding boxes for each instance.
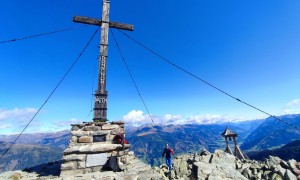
[221,127,237,137]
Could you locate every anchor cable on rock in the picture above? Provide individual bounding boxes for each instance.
[0,28,99,162]
[117,30,300,132]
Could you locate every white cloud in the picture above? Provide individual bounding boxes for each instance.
[54,118,84,127]
[282,99,300,115]
[0,124,11,129]
[0,108,37,121]
[287,99,300,107]
[122,110,246,127]
[122,110,151,127]
[0,107,40,135]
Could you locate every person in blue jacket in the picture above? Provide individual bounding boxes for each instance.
[162,144,174,171]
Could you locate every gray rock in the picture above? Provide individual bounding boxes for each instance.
[86,153,108,167]
[250,163,261,170]
[193,161,214,179]
[71,126,80,131]
[210,150,236,169]
[200,150,211,156]
[241,168,252,179]
[271,172,283,180]
[288,159,297,169]
[61,162,77,171]
[199,154,211,163]
[236,161,242,169]
[280,160,289,169]
[70,136,78,143]
[71,131,90,137]
[64,144,130,154]
[170,170,175,179]
[83,126,100,131]
[266,156,282,169]
[173,158,188,177]
[78,136,92,143]
[263,170,273,179]
[284,169,297,180]
[241,163,251,170]
[63,154,86,162]
[253,171,262,179]
[90,130,110,136]
[101,124,119,130]
[275,164,286,177]
[77,161,86,169]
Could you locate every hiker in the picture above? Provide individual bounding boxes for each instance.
[162,144,174,171]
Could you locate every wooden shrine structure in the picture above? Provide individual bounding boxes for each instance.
[221,127,248,160]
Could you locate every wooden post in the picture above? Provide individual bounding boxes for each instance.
[73,0,134,122]
[93,0,110,122]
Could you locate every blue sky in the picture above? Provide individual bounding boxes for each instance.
[1,0,300,134]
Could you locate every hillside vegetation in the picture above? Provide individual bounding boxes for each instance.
[247,140,300,161]
[0,143,63,173]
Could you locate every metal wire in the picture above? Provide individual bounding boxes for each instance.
[111,29,165,141]
[117,30,300,132]
[0,25,87,44]
[0,28,99,162]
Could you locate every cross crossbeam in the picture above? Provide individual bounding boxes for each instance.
[73,16,134,31]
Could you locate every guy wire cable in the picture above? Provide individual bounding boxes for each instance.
[117,29,300,133]
[0,25,87,44]
[110,29,165,142]
[87,45,100,118]
[0,28,99,162]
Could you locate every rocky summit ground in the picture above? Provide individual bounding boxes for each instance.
[0,149,300,180]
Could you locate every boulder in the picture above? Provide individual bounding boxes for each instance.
[173,157,188,177]
[209,150,236,169]
[61,162,77,171]
[266,156,282,169]
[241,168,252,179]
[63,144,130,154]
[193,161,246,180]
[78,136,92,143]
[275,164,286,177]
[271,172,283,180]
[63,154,86,162]
[102,124,119,130]
[193,161,214,179]
[288,159,297,169]
[284,169,297,180]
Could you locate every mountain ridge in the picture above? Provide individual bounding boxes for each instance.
[0,114,299,173]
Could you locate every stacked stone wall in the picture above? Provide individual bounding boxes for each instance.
[60,121,130,175]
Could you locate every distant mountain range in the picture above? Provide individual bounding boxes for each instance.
[247,140,300,161]
[0,143,63,173]
[0,131,69,173]
[241,114,300,151]
[126,122,261,166]
[0,114,299,172]
[0,130,69,149]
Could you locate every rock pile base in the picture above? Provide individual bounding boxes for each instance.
[60,121,131,176]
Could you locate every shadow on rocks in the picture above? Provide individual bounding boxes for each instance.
[23,160,62,177]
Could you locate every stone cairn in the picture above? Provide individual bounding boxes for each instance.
[60,121,131,176]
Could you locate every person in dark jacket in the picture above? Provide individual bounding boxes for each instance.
[162,144,174,171]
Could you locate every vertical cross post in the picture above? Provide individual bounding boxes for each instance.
[94,0,110,122]
[73,0,134,122]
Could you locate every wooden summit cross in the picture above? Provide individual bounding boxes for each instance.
[73,0,134,122]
